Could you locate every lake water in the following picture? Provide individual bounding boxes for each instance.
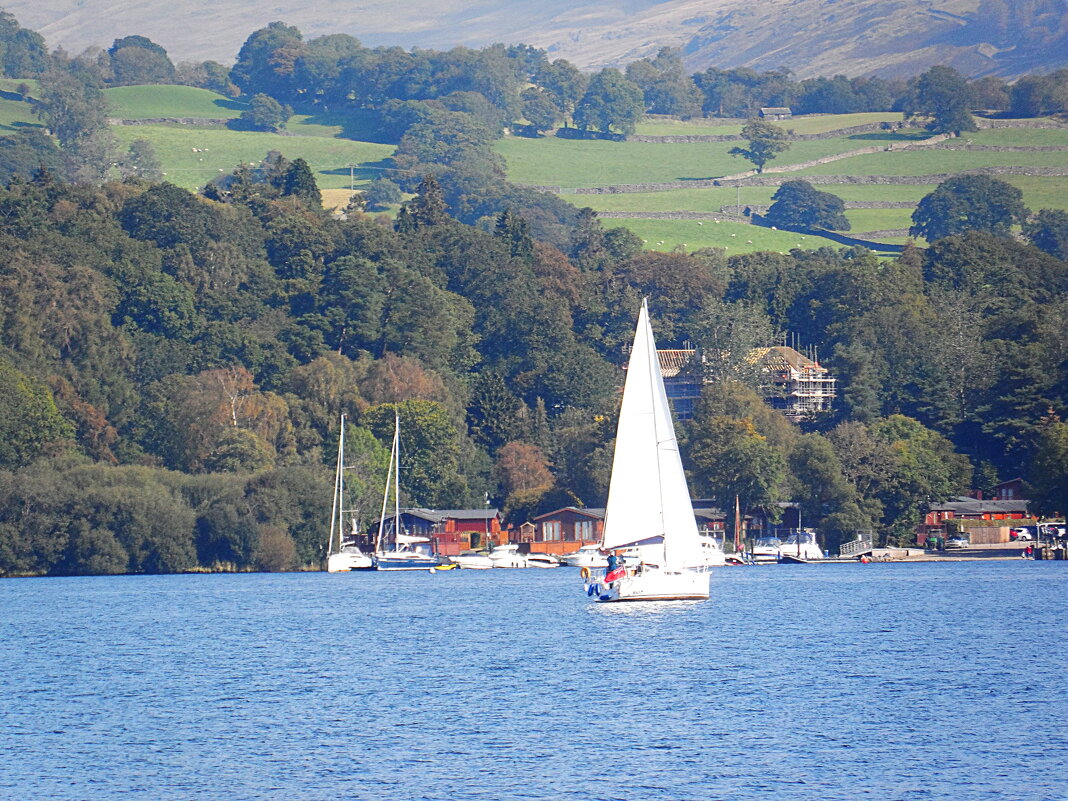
[1,562,1066,801]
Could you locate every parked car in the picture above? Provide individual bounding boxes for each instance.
[1010,528,1032,541]
[945,536,970,549]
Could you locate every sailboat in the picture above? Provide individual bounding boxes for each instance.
[326,413,375,572]
[583,300,710,602]
[373,410,441,571]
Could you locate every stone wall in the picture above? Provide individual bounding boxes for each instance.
[108,117,229,127]
[626,121,905,144]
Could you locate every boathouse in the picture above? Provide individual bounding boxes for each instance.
[527,507,604,556]
[374,507,503,555]
[916,496,1030,545]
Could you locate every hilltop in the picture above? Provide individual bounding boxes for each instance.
[7,0,1066,79]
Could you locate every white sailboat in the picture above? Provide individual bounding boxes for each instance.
[373,410,440,571]
[326,413,375,572]
[584,300,710,602]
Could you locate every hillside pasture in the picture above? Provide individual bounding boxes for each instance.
[0,96,42,132]
[111,124,395,190]
[631,119,742,136]
[105,85,246,119]
[797,147,1068,176]
[844,207,916,234]
[784,112,904,134]
[498,133,910,188]
[968,127,1068,146]
[0,78,40,99]
[599,216,900,256]
[1005,176,1068,212]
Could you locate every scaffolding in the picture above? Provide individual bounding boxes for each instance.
[657,345,836,421]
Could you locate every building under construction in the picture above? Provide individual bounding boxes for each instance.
[657,345,836,421]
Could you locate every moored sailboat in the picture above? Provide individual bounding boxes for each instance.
[373,410,440,571]
[326,413,374,572]
[583,300,710,602]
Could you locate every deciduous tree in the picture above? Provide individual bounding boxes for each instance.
[910,175,1028,241]
[729,119,790,173]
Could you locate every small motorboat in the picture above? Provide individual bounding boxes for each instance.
[489,544,527,568]
[698,533,726,568]
[562,545,608,568]
[526,553,561,568]
[451,551,494,569]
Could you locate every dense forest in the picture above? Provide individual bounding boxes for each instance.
[0,11,1066,576]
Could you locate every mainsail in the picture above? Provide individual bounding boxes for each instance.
[600,300,703,570]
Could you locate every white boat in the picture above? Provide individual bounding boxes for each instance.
[562,545,608,568]
[489,544,527,568]
[752,531,822,563]
[526,553,561,568]
[780,530,823,561]
[584,300,711,602]
[451,552,494,569]
[699,533,727,568]
[326,413,374,572]
[751,536,783,564]
[373,410,441,571]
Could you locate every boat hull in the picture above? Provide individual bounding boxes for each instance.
[451,555,494,569]
[374,554,440,571]
[327,550,374,572]
[562,550,608,568]
[585,567,710,602]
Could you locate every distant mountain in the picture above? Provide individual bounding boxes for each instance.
[7,0,1067,78]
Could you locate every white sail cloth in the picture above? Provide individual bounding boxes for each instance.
[600,301,704,571]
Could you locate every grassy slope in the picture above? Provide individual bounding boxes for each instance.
[0,96,43,132]
[105,85,247,119]
[602,217,901,255]
[629,112,904,137]
[0,78,40,98]
[497,131,924,187]
[95,95,1065,253]
[111,124,395,191]
[797,148,1068,176]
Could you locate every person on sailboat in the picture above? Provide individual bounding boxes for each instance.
[604,552,626,585]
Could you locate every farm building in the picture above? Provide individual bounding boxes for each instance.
[759,107,792,120]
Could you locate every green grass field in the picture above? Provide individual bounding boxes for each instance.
[498,132,922,187]
[90,96,1067,254]
[968,127,1068,146]
[111,124,395,190]
[575,186,775,212]
[0,96,42,132]
[601,216,902,255]
[784,112,905,134]
[0,78,40,99]
[797,147,1068,176]
[629,112,904,137]
[104,85,247,119]
[1005,176,1068,211]
[844,207,915,233]
[631,119,742,136]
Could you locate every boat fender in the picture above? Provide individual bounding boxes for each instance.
[580,566,591,580]
[587,584,597,597]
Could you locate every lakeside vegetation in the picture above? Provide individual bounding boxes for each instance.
[0,9,1065,577]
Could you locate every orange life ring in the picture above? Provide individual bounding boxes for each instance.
[580,566,591,580]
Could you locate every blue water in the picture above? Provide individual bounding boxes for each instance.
[2,562,1066,801]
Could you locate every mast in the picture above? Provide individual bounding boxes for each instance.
[328,413,344,556]
[733,494,742,553]
[338,413,346,544]
[375,411,396,554]
[393,408,401,548]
